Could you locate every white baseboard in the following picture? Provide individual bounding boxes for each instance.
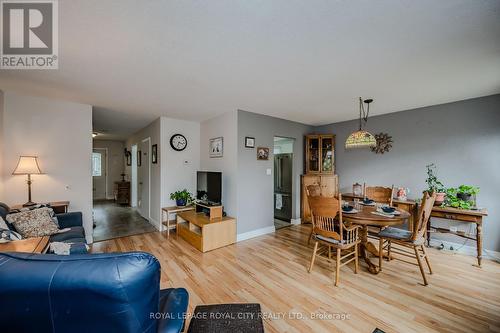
[429,239,500,262]
[148,217,161,231]
[290,218,301,225]
[237,226,276,242]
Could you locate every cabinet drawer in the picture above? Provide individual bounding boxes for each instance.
[431,211,479,223]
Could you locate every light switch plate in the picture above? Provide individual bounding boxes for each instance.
[266,168,272,175]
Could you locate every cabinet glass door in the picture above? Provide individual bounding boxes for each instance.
[307,137,320,173]
[321,137,334,173]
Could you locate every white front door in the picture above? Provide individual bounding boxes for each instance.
[137,139,150,219]
[92,148,107,200]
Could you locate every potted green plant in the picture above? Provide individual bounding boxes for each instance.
[455,185,479,202]
[425,164,446,205]
[170,189,193,207]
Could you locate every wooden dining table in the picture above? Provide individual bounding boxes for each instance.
[342,203,411,274]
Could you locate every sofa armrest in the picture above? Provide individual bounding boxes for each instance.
[56,212,83,229]
[157,288,189,333]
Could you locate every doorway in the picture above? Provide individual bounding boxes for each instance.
[273,136,294,230]
[137,138,151,220]
[92,148,107,200]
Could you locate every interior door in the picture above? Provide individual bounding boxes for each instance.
[138,139,150,219]
[92,149,106,200]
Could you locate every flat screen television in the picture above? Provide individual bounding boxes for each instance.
[196,171,222,206]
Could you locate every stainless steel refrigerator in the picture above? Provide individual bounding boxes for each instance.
[274,153,293,221]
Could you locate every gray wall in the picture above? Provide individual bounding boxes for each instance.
[200,111,238,218]
[237,110,313,234]
[315,94,500,252]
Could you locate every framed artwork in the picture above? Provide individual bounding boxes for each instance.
[257,147,270,160]
[152,144,158,164]
[210,137,223,158]
[245,137,255,148]
[137,150,142,166]
[126,151,131,166]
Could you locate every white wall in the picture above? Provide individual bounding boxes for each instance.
[93,139,125,199]
[0,91,93,243]
[160,117,200,209]
[199,111,238,218]
[125,118,161,228]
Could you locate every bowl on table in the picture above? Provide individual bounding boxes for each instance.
[381,206,396,214]
[362,198,374,204]
[342,205,354,212]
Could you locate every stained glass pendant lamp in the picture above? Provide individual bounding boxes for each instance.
[345,97,377,149]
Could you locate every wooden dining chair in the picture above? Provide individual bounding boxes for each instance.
[377,191,437,285]
[363,183,394,206]
[306,184,321,245]
[307,194,361,286]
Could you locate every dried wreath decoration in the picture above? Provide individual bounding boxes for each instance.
[371,132,393,154]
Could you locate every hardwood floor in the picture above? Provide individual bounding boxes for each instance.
[92,200,157,241]
[91,225,500,333]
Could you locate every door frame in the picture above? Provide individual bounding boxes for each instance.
[92,147,108,200]
[273,136,295,223]
[140,137,152,220]
[131,144,138,208]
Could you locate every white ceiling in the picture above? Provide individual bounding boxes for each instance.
[1,0,499,140]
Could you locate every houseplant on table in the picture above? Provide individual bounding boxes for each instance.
[425,164,446,205]
[170,189,194,207]
[443,185,479,210]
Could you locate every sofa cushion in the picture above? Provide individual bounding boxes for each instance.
[49,226,86,243]
[6,208,59,238]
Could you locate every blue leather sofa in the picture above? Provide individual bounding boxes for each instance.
[0,252,189,333]
[0,203,87,252]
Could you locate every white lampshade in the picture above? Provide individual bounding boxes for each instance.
[12,156,43,175]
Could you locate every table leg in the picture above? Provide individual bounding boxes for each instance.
[167,211,170,237]
[476,223,482,267]
[359,226,380,274]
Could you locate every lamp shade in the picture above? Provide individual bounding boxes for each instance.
[12,156,43,175]
[345,130,377,149]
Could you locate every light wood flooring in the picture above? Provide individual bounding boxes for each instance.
[91,225,500,333]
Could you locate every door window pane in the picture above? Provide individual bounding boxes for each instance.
[92,152,102,177]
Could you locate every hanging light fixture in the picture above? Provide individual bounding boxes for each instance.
[345,97,377,149]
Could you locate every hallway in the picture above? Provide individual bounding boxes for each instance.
[92,200,157,242]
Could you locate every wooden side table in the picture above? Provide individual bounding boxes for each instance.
[0,236,49,253]
[161,206,195,236]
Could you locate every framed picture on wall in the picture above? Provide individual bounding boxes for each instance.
[245,137,255,148]
[257,147,270,160]
[210,137,223,158]
[126,151,131,166]
[152,144,158,164]
[137,150,142,166]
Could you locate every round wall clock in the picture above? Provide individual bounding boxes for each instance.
[170,134,187,151]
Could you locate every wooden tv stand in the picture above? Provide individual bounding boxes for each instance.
[176,210,236,252]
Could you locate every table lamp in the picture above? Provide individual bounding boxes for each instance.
[12,156,43,207]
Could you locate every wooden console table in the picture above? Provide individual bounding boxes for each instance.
[0,236,49,253]
[177,211,236,252]
[10,201,70,214]
[161,205,195,236]
[428,206,488,267]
